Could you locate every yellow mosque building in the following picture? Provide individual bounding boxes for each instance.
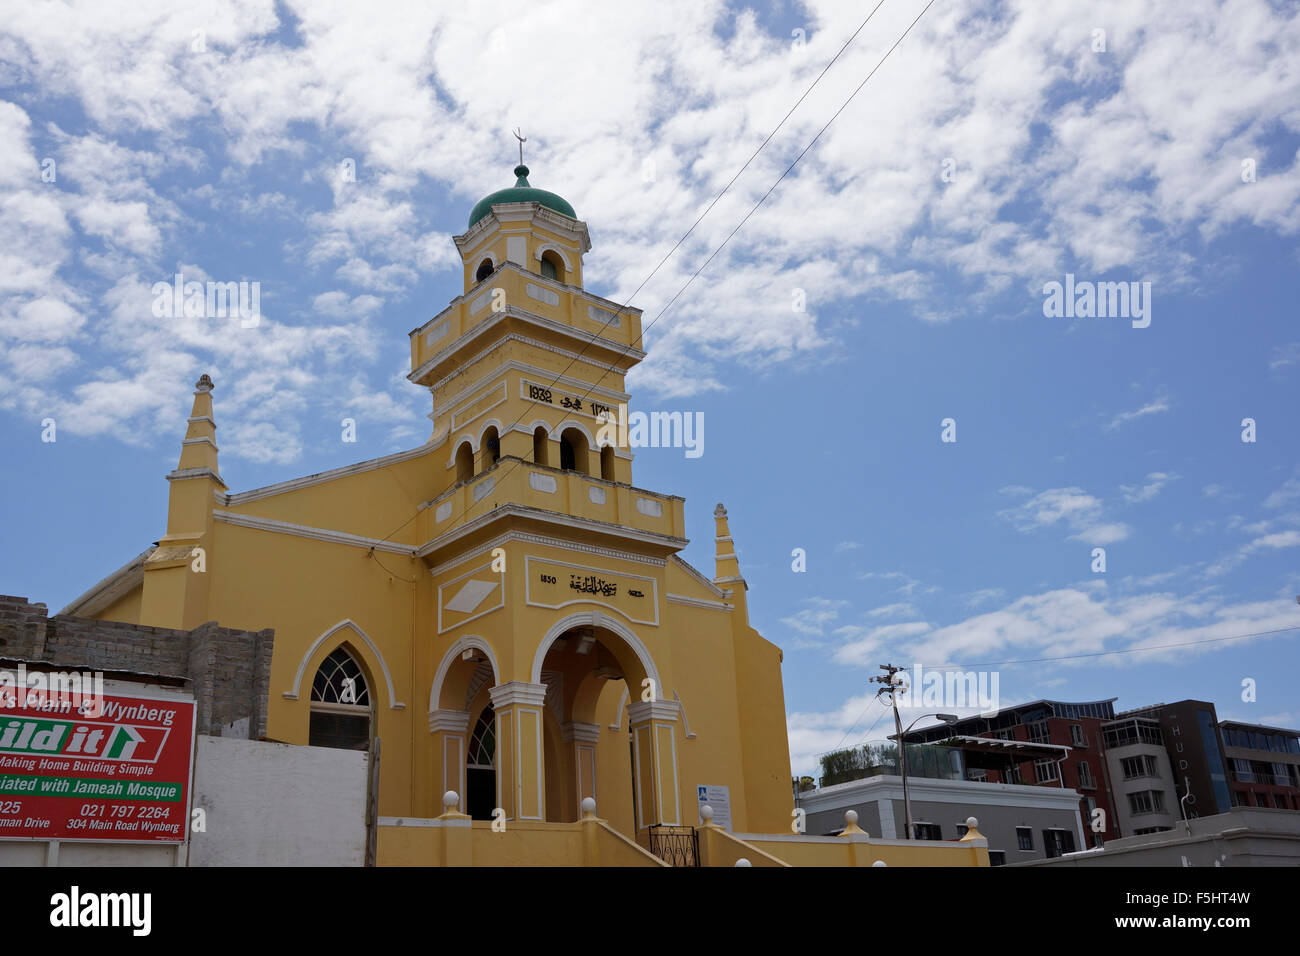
[64,160,987,867]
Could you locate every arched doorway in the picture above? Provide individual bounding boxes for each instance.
[533,616,669,833]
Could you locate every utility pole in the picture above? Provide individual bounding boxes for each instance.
[871,663,911,840]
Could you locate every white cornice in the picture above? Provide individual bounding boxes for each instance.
[628,700,681,724]
[213,510,416,556]
[666,594,731,612]
[668,554,727,599]
[416,502,686,560]
[422,331,629,395]
[433,358,630,420]
[58,547,153,616]
[165,466,228,489]
[408,304,645,385]
[428,529,667,578]
[219,441,439,506]
[490,680,549,709]
[453,203,593,255]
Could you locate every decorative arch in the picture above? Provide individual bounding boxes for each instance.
[429,634,501,714]
[477,418,505,459]
[285,620,405,709]
[533,243,572,272]
[531,611,661,690]
[554,418,597,449]
[474,255,496,283]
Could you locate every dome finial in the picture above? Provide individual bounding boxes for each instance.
[512,127,530,185]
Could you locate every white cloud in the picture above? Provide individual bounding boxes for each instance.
[1121,471,1179,504]
[1107,393,1172,430]
[999,486,1131,545]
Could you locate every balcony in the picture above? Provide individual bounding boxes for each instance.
[409,264,644,379]
[418,457,686,556]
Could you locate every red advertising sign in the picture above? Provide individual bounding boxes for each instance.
[0,683,195,842]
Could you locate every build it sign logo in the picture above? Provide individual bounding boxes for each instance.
[0,718,168,762]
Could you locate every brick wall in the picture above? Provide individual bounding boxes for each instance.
[0,594,274,739]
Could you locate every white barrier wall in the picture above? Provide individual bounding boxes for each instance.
[189,735,368,866]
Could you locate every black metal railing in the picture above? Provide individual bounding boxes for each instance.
[647,825,699,867]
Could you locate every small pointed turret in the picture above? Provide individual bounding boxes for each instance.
[713,502,749,621]
[173,373,223,482]
[141,373,224,628]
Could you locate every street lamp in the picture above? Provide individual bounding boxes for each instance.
[895,712,959,840]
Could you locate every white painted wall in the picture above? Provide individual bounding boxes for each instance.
[189,735,367,867]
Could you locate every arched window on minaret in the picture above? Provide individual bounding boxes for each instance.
[560,427,588,474]
[539,250,563,282]
[600,445,616,482]
[475,258,493,283]
[309,646,372,751]
[455,441,473,482]
[482,426,500,467]
[533,426,549,467]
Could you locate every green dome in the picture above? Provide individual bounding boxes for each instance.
[468,165,576,229]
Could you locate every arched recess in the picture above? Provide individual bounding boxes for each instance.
[560,426,589,474]
[532,425,549,467]
[285,619,405,709]
[474,257,495,282]
[533,243,572,273]
[531,611,661,694]
[480,424,500,468]
[454,441,474,482]
[429,635,501,713]
[600,445,616,481]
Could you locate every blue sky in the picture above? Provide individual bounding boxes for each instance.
[1,0,1298,776]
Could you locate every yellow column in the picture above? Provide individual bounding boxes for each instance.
[490,681,548,821]
[428,710,470,815]
[628,700,681,831]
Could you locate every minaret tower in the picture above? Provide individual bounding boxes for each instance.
[408,149,686,562]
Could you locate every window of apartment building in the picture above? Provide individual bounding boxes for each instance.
[1128,790,1166,815]
[1016,827,1034,851]
[966,768,988,782]
[1043,829,1076,858]
[1230,789,1246,807]
[1008,763,1023,784]
[1133,826,1173,835]
[989,850,1006,866]
[1027,720,1050,744]
[1034,758,1059,783]
[1231,758,1254,783]
[1122,754,1160,779]
[1077,761,1095,790]
[912,823,942,840]
[1070,723,1086,747]
[955,822,968,838]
